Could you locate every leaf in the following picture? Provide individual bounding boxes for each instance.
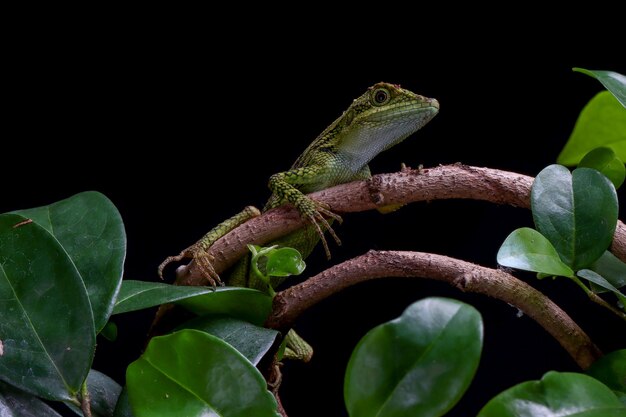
[65,370,122,417]
[478,371,626,417]
[176,287,273,326]
[13,191,126,333]
[497,228,574,277]
[126,330,280,417]
[178,316,279,365]
[591,251,626,290]
[344,297,482,417]
[557,91,626,165]
[0,380,63,417]
[112,280,216,314]
[113,387,134,417]
[574,68,626,108]
[100,322,118,342]
[0,214,95,401]
[265,247,306,277]
[586,350,626,404]
[531,165,618,270]
[577,270,626,311]
[579,147,625,189]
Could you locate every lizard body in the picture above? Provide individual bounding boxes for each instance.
[159,82,439,359]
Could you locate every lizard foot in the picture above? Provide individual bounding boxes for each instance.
[300,200,343,260]
[158,248,222,288]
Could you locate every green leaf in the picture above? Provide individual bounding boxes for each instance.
[176,287,273,326]
[0,214,95,401]
[344,297,482,417]
[13,192,126,333]
[558,91,626,165]
[100,322,118,342]
[531,165,618,270]
[127,329,280,417]
[178,316,279,365]
[0,380,63,417]
[112,280,216,314]
[478,371,626,417]
[574,68,626,108]
[591,251,626,290]
[586,350,626,404]
[65,370,122,417]
[577,270,626,311]
[579,147,625,189]
[113,387,134,417]
[497,228,574,277]
[265,247,306,277]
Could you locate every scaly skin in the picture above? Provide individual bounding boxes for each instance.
[159,82,439,359]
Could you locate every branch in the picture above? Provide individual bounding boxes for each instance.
[266,250,602,369]
[176,164,626,284]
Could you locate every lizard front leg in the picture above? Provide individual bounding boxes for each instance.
[268,165,342,259]
[158,205,261,286]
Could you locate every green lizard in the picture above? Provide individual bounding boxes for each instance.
[159,82,439,359]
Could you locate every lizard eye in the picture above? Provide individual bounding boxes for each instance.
[372,88,390,106]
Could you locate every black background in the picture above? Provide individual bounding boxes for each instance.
[3,19,625,417]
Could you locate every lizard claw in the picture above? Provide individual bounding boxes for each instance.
[195,251,223,289]
[303,200,343,260]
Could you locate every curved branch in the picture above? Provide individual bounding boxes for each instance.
[176,164,626,285]
[266,250,602,369]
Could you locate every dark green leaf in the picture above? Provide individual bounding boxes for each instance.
[574,68,626,108]
[0,380,62,417]
[591,251,626,290]
[13,192,126,333]
[497,228,574,277]
[586,350,626,404]
[176,287,273,326]
[100,322,118,342]
[0,214,95,401]
[557,92,626,165]
[113,387,134,417]
[127,330,280,417]
[579,147,625,189]
[65,370,122,417]
[178,316,278,365]
[265,247,306,277]
[532,165,618,270]
[112,280,215,315]
[344,297,482,417]
[577,270,626,311]
[478,371,625,417]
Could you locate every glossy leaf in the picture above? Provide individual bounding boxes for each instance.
[0,380,62,417]
[13,191,126,333]
[344,297,482,417]
[577,270,626,311]
[497,228,574,277]
[591,251,626,290]
[127,330,280,417]
[66,370,122,417]
[574,68,626,108]
[558,92,626,165]
[531,165,618,270]
[478,371,625,417]
[579,147,625,189]
[112,280,215,314]
[178,316,278,365]
[176,287,272,326]
[100,322,118,342]
[265,247,306,277]
[0,214,95,401]
[586,350,626,403]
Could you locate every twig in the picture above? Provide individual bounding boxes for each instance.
[266,250,602,369]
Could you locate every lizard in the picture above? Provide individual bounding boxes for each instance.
[159,82,439,359]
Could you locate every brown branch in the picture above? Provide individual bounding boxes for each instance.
[266,250,602,369]
[176,164,626,285]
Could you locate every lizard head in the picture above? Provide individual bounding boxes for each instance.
[337,82,439,161]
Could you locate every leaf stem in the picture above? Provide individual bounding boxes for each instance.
[80,380,92,417]
[570,275,626,322]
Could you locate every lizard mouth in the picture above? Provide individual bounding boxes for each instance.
[366,99,439,124]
